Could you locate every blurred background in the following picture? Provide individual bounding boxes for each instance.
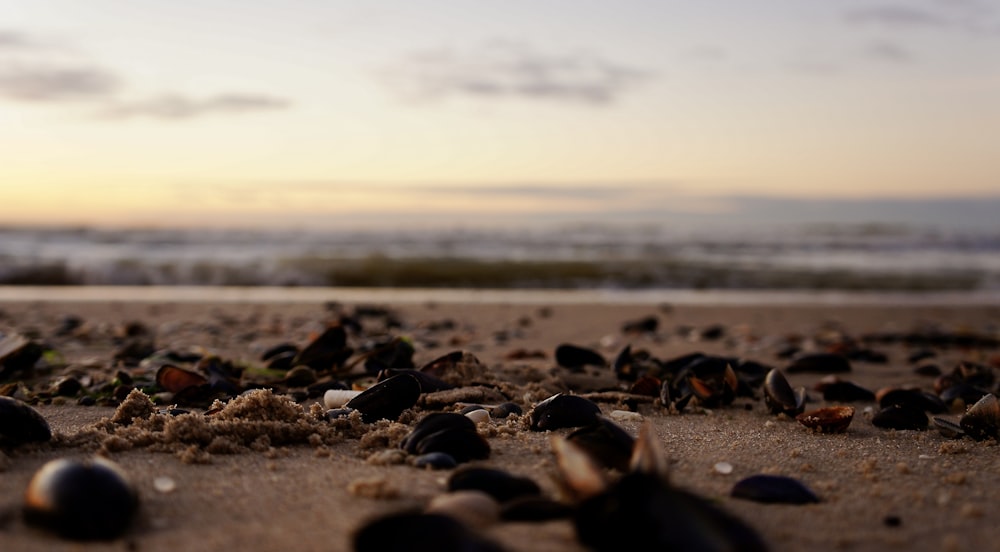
[2,1,998,290]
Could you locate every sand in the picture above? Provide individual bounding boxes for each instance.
[1,294,1000,551]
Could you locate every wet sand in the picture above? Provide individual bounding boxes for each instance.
[1,294,1000,551]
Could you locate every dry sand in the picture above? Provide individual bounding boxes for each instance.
[1,295,1000,551]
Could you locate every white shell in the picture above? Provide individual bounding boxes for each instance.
[464,409,491,425]
[324,389,362,409]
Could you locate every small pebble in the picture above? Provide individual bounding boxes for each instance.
[153,476,177,494]
[713,462,734,475]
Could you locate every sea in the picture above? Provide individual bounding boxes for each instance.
[2,221,999,298]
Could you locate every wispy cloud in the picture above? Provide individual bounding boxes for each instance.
[845,2,1000,35]
[0,28,292,120]
[846,6,953,29]
[0,63,120,101]
[100,93,291,120]
[861,40,914,63]
[381,40,650,106]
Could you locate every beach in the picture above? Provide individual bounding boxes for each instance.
[2,290,1000,551]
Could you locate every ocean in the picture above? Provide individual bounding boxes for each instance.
[2,222,998,292]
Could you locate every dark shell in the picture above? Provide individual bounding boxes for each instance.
[554,344,607,371]
[0,396,52,447]
[361,336,415,375]
[785,353,851,374]
[731,474,820,505]
[23,457,139,540]
[871,404,928,431]
[401,412,490,463]
[939,383,989,410]
[377,368,452,392]
[815,378,875,403]
[796,406,855,434]
[0,334,44,379]
[565,416,636,472]
[411,452,458,470]
[575,471,769,552]
[763,369,805,416]
[528,393,601,431]
[959,393,1000,441]
[612,344,638,381]
[418,350,466,377]
[261,343,299,361]
[932,416,965,439]
[621,315,659,334]
[353,511,505,552]
[447,466,542,503]
[499,496,573,522]
[877,388,946,414]
[345,373,422,423]
[293,325,351,372]
[155,364,208,394]
[488,402,522,419]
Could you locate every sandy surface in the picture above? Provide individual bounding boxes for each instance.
[1,295,1000,551]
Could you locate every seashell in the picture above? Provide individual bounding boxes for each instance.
[293,325,351,372]
[731,474,820,504]
[939,383,989,411]
[627,375,661,397]
[871,404,928,431]
[282,365,317,387]
[763,369,806,416]
[621,315,659,335]
[377,368,452,392]
[0,333,44,379]
[345,373,421,423]
[261,343,299,362]
[559,423,768,552]
[499,495,573,522]
[360,336,415,375]
[959,393,1000,441]
[0,396,52,447]
[264,350,297,372]
[785,353,851,374]
[323,389,362,409]
[23,457,139,540]
[411,452,458,470]
[447,466,542,504]
[877,387,946,414]
[814,377,875,402]
[554,344,607,371]
[353,511,505,552]
[796,406,855,434]
[678,356,740,408]
[489,402,522,419]
[932,416,965,439]
[528,393,601,431]
[565,416,636,472]
[401,412,490,463]
[155,364,207,394]
[426,490,500,529]
[464,408,490,425]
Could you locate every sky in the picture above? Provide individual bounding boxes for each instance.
[1,0,998,230]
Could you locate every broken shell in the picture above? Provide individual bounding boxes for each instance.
[796,406,855,434]
[323,389,362,409]
[763,369,806,416]
[959,393,1000,441]
[23,457,139,540]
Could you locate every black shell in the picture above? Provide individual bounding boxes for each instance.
[565,416,636,472]
[871,404,928,431]
[447,466,542,503]
[345,373,421,423]
[23,457,139,540]
[763,369,805,416]
[731,474,820,505]
[785,353,851,374]
[529,394,601,431]
[0,396,52,447]
[401,412,490,463]
[555,344,607,371]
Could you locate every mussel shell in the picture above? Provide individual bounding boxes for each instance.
[23,457,139,540]
[345,373,421,423]
[447,466,542,503]
[555,344,607,371]
[377,368,452,392]
[959,393,1000,441]
[401,412,490,463]
[499,496,573,522]
[816,378,875,402]
[155,364,208,394]
[763,369,804,416]
[871,404,928,431]
[353,511,505,552]
[293,325,350,372]
[529,394,601,431]
[489,402,522,419]
[786,353,851,374]
[0,396,52,447]
[877,388,946,414]
[731,474,820,505]
[796,406,855,434]
[574,471,768,552]
[565,416,636,472]
[0,334,44,379]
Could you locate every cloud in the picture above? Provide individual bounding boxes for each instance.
[0,30,34,49]
[845,6,952,29]
[861,40,914,62]
[381,41,650,106]
[0,64,120,101]
[844,3,1000,35]
[100,93,291,120]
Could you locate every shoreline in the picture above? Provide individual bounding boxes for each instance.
[2,285,1000,306]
